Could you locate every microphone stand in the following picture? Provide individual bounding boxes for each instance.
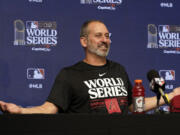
[154,93,171,114]
[154,94,161,114]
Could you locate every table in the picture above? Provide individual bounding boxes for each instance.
[0,114,179,135]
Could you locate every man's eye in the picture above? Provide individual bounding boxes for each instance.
[95,34,102,37]
[95,34,110,39]
[105,35,110,38]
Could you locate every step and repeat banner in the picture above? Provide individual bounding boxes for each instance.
[0,0,179,113]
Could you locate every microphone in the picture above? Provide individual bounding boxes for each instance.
[147,69,170,105]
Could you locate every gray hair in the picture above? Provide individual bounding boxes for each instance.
[80,20,105,37]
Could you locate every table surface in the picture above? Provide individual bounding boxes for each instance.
[0,113,179,135]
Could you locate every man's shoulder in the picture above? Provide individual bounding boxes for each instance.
[108,60,130,79]
[108,60,125,69]
[61,61,84,72]
[55,61,83,79]
[60,60,126,72]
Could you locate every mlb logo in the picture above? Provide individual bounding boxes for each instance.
[159,70,175,81]
[158,25,170,32]
[27,68,45,79]
[26,21,38,29]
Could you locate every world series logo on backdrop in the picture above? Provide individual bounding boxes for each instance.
[13,20,58,52]
[147,24,180,54]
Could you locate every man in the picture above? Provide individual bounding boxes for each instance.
[0,20,180,114]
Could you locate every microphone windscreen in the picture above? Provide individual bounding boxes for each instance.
[147,69,160,82]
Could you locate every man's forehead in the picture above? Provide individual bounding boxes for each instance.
[87,22,109,34]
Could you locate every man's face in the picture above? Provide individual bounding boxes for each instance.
[85,22,111,57]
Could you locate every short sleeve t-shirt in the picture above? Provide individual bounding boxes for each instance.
[47,60,132,114]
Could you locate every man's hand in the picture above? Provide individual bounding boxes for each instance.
[0,101,22,114]
[0,101,58,114]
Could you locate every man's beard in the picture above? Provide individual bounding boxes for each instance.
[87,42,110,57]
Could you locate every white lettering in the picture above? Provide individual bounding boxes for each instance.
[26,29,57,37]
[88,86,128,99]
[159,33,180,40]
[88,88,98,99]
[32,47,51,52]
[96,79,105,87]
[97,6,116,10]
[165,85,173,89]
[160,3,173,8]
[96,87,105,98]
[93,0,122,4]
[103,87,114,97]
[159,40,180,48]
[103,78,113,87]
[26,37,57,45]
[29,83,43,89]
[116,78,124,86]
[85,78,128,99]
[84,80,97,89]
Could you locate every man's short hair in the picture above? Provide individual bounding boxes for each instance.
[80,20,105,37]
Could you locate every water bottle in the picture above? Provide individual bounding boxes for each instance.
[132,79,145,114]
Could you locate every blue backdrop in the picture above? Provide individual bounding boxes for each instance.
[0,0,179,113]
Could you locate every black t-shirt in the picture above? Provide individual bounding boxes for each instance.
[47,60,132,114]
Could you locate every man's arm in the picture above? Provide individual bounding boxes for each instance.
[144,93,173,112]
[0,101,58,114]
[144,87,180,111]
[129,87,180,112]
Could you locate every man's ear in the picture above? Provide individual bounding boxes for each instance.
[80,37,87,48]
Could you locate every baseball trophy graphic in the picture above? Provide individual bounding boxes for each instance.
[14,20,25,45]
[147,24,158,48]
